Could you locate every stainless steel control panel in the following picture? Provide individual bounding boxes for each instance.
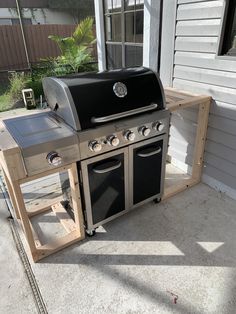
[78,109,170,160]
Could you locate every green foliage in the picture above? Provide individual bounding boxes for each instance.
[0,72,27,112]
[8,72,27,101]
[0,18,97,112]
[48,17,96,73]
[25,78,43,100]
[0,93,12,112]
[73,17,95,46]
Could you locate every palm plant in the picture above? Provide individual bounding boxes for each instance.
[48,17,96,73]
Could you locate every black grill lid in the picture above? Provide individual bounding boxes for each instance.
[42,67,165,131]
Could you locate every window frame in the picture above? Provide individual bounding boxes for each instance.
[218,0,236,57]
[103,0,144,68]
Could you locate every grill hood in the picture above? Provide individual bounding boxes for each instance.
[42,67,165,131]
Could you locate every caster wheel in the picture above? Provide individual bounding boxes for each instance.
[154,198,161,204]
[86,229,96,237]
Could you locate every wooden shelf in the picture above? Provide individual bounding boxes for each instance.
[0,160,85,262]
[163,87,211,200]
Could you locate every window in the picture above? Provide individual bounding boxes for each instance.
[104,0,144,69]
[221,2,236,56]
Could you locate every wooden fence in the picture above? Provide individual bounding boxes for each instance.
[0,24,77,71]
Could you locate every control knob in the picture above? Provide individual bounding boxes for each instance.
[107,135,120,147]
[89,140,102,152]
[153,121,164,132]
[124,130,135,141]
[139,126,151,137]
[46,151,62,166]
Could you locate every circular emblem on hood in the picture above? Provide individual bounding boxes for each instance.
[113,82,127,98]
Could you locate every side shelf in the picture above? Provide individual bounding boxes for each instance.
[163,87,211,200]
[1,163,85,262]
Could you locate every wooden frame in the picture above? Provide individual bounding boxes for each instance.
[2,163,84,262]
[0,119,84,261]
[163,87,211,200]
[0,131,85,263]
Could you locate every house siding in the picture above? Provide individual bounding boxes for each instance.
[167,0,236,194]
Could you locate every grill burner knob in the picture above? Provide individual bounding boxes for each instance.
[89,141,102,152]
[139,126,151,137]
[124,130,135,141]
[153,121,164,132]
[107,135,120,147]
[46,152,62,166]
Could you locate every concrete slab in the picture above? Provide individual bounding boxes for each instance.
[23,183,236,314]
[0,190,37,313]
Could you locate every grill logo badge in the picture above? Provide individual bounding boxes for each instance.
[113,82,127,98]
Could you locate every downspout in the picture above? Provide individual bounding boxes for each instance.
[15,0,31,70]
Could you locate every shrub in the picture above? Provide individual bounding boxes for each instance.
[48,17,96,73]
[0,93,12,112]
[25,78,43,100]
[8,72,27,101]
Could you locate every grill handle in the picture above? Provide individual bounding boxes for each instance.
[93,160,122,174]
[91,103,158,124]
[137,147,162,158]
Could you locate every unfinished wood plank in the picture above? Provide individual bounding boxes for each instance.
[33,230,83,262]
[166,95,211,112]
[51,202,77,233]
[192,100,211,181]
[26,195,64,218]
[165,90,193,101]
[5,164,85,262]
[163,178,199,200]
[29,220,42,248]
[0,121,19,154]
[23,173,66,216]
[27,204,53,218]
[165,86,200,97]
[0,122,26,181]
[0,150,26,182]
[19,165,71,184]
[2,168,20,219]
[164,88,211,200]
[165,94,184,104]
[10,179,37,256]
[68,163,85,237]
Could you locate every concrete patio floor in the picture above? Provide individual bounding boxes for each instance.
[1,181,236,314]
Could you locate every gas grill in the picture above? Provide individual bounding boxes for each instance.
[3,67,170,235]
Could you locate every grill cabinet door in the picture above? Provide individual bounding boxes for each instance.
[81,149,128,229]
[131,138,164,205]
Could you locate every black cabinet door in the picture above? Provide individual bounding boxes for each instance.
[132,139,163,205]
[86,153,126,225]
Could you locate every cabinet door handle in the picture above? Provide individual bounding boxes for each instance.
[137,147,162,158]
[93,160,122,174]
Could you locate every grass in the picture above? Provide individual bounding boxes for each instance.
[0,85,13,112]
[0,92,12,112]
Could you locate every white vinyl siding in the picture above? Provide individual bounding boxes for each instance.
[166,0,236,194]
